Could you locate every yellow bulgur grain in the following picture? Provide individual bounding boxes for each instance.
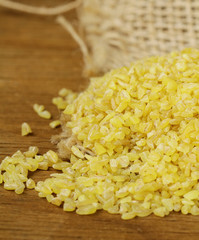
[58,88,70,97]
[33,103,51,119]
[51,197,62,206]
[63,104,75,115]
[71,146,84,159]
[33,103,44,113]
[45,150,59,163]
[76,205,97,215]
[94,142,106,155]
[21,122,32,136]
[38,110,51,119]
[38,161,48,170]
[15,184,25,195]
[184,190,199,200]
[49,120,61,128]
[52,97,67,110]
[24,146,39,157]
[26,178,35,189]
[63,200,76,212]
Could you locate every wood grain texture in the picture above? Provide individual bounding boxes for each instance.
[0,1,198,239]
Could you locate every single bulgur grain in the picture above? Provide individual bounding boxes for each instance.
[38,110,51,119]
[26,178,35,189]
[33,103,51,119]
[49,120,61,128]
[21,122,32,136]
[45,150,59,163]
[71,146,84,159]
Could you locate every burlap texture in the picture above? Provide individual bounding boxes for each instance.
[78,0,199,74]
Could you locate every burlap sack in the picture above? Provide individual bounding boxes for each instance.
[78,0,199,74]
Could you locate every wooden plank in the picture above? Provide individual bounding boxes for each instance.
[0,1,199,239]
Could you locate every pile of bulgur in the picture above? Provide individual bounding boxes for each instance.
[1,48,199,219]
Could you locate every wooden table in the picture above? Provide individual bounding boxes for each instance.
[0,1,199,239]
